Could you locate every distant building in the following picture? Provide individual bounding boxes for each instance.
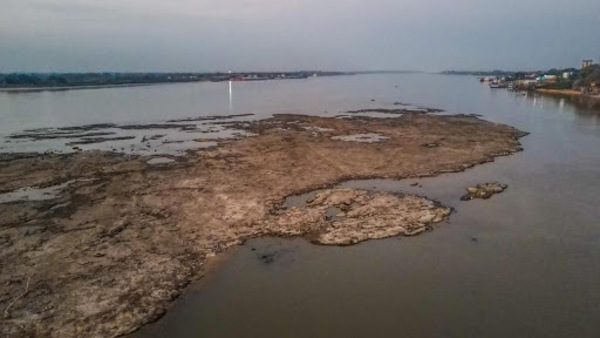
[563,72,572,79]
[582,60,594,69]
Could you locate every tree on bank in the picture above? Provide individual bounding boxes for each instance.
[574,65,600,88]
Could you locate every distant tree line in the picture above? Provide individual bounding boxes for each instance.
[0,71,351,88]
[574,65,600,88]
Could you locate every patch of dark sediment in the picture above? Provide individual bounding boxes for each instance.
[118,123,197,131]
[0,112,527,338]
[9,131,117,140]
[23,124,118,133]
[4,120,246,156]
[67,136,137,145]
[0,152,46,162]
[141,135,166,142]
[10,123,197,142]
[167,113,255,123]
[9,115,251,146]
[345,107,444,115]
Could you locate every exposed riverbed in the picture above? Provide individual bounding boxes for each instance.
[0,110,524,337]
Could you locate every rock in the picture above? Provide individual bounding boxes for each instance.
[284,189,453,246]
[258,252,276,264]
[461,182,508,201]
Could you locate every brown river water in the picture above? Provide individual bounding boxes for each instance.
[2,73,599,337]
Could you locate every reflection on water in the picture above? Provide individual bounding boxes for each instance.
[229,80,233,112]
[532,93,600,128]
[1,74,600,337]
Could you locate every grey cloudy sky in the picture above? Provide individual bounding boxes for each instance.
[1,0,599,72]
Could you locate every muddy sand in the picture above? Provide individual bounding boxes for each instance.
[0,113,527,337]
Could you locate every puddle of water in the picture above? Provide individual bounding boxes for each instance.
[301,126,334,133]
[325,205,345,222]
[285,190,322,208]
[331,133,389,143]
[146,157,175,165]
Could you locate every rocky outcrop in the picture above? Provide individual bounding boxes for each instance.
[460,182,508,200]
[277,189,451,246]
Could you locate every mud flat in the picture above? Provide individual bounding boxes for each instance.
[2,114,256,156]
[0,112,526,337]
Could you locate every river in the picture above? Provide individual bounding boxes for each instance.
[2,73,599,337]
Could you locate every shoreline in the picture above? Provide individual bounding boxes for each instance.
[536,88,600,99]
[0,83,170,93]
[536,89,600,109]
[536,88,583,96]
[0,112,527,337]
[0,74,352,93]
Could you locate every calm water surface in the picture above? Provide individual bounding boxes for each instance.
[2,74,599,337]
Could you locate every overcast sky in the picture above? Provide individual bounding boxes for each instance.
[1,0,599,72]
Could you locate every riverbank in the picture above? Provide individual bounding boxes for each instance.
[0,83,165,93]
[536,89,600,109]
[0,71,352,93]
[536,88,583,96]
[0,112,526,337]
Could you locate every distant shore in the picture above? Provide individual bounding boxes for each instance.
[0,83,163,93]
[536,88,600,100]
[536,88,600,109]
[0,71,353,93]
[536,88,582,96]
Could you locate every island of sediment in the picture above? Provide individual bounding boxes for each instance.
[0,112,527,337]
